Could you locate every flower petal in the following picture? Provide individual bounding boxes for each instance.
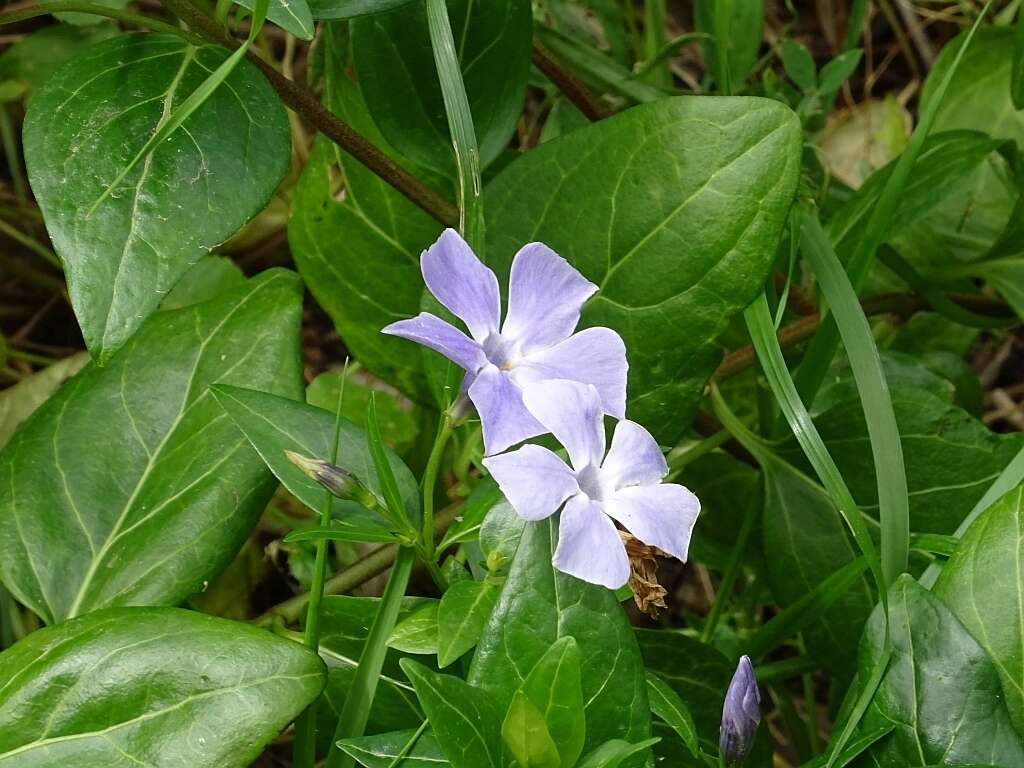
[468,364,545,456]
[482,445,578,522]
[553,495,630,589]
[521,379,605,471]
[382,313,485,372]
[501,243,597,352]
[514,327,627,418]
[602,420,667,489]
[421,228,500,341]
[603,483,700,562]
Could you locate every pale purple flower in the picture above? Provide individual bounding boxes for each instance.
[382,229,627,456]
[720,655,761,767]
[481,379,700,589]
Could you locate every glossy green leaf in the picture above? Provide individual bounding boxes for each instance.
[436,578,499,667]
[351,0,532,176]
[485,97,800,442]
[307,367,421,455]
[283,523,401,545]
[760,452,874,682]
[645,672,699,757]
[781,39,816,90]
[0,607,325,766]
[401,659,503,768]
[210,384,420,526]
[934,487,1024,734]
[515,637,586,768]
[0,353,88,450]
[317,596,432,753]
[850,576,1024,767]
[308,0,414,18]
[23,34,290,361]
[338,728,449,767]
[0,23,117,95]
[289,53,439,400]
[235,0,314,39]
[160,255,246,310]
[576,738,662,768]
[470,519,651,765]
[502,692,562,768]
[389,601,440,655]
[0,271,303,625]
[778,386,1024,535]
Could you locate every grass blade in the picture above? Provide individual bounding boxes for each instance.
[799,206,909,586]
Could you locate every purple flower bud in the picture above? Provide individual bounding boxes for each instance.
[719,655,761,767]
[284,451,382,511]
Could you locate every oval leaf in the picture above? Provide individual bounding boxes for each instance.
[484,97,801,442]
[24,34,291,361]
[436,579,499,668]
[0,607,325,766]
[0,271,303,625]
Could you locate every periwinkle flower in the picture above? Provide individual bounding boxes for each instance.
[720,655,761,767]
[383,229,627,456]
[482,379,700,589]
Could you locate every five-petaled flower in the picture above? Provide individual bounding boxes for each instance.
[482,379,700,589]
[383,229,628,456]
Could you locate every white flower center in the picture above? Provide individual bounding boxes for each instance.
[482,332,520,371]
[576,464,610,502]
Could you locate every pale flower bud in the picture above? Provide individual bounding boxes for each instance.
[720,655,761,767]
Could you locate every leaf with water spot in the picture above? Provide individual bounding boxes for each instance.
[23,33,290,362]
[0,270,303,625]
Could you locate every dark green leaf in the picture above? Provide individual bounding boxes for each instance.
[308,0,414,19]
[289,58,439,400]
[283,523,401,545]
[210,384,420,526]
[317,596,432,753]
[160,256,246,310]
[0,607,325,766]
[351,0,532,175]
[645,672,699,757]
[760,453,874,682]
[1014,10,1024,109]
[515,637,586,768]
[485,97,801,442]
[0,271,302,625]
[576,738,662,768]
[307,367,421,455]
[438,480,503,550]
[694,0,764,88]
[338,728,449,767]
[401,659,503,768]
[0,23,117,94]
[24,34,290,361]
[781,39,816,90]
[469,519,651,765]
[934,487,1024,734]
[0,353,88,450]
[389,601,440,654]
[502,692,562,768]
[851,576,1024,767]
[478,498,525,573]
[367,394,412,527]
[818,49,862,95]
[235,0,314,39]
[437,578,499,667]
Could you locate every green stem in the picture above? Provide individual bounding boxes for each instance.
[424,0,484,250]
[700,474,761,643]
[0,218,60,269]
[713,0,732,95]
[421,417,453,563]
[387,719,429,768]
[293,369,348,767]
[327,546,417,768]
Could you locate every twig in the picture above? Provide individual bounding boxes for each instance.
[532,40,611,122]
[159,0,459,227]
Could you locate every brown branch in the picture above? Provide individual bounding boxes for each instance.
[160,0,459,228]
[532,40,611,122]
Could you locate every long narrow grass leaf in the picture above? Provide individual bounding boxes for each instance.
[799,207,909,586]
[367,393,412,533]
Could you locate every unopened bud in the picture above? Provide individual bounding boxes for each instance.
[719,655,760,767]
[284,450,382,511]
